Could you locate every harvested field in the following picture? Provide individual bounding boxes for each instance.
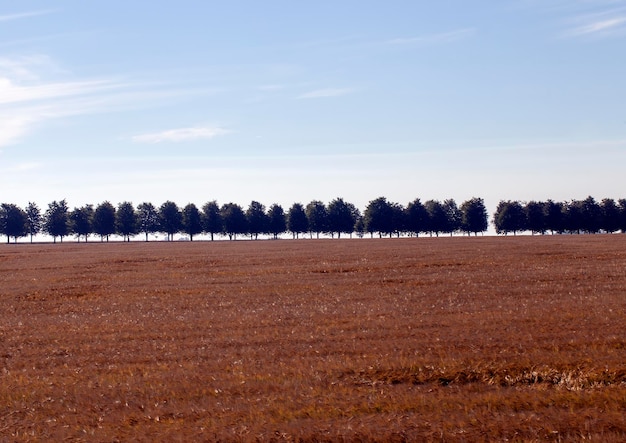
[1,235,626,441]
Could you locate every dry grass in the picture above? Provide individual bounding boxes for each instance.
[1,235,625,441]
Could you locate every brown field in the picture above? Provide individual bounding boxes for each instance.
[1,236,625,442]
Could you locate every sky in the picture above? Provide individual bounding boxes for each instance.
[1,0,625,220]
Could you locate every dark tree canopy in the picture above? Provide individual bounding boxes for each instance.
[202,201,222,241]
[0,203,28,243]
[159,201,183,241]
[70,205,93,242]
[44,200,70,243]
[327,198,356,239]
[93,201,116,241]
[182,203,203,241]
[461,197,488,235]
[424,200,447,237]
[25,202,42,243]
[116,201,138,241]
[406,199,428,237]
[137,202,160,241]
[305,200,328,239]
[525,201,547,235]
[221,203,247,240]
[246,201,268,240]
[287,203,308,239]
[364,197,394,238]
[442,199,461,235]
[493,200,526,235]
[600,198,621,234]
[267,204,287,239]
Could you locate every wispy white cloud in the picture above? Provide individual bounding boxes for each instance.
[388,28,476,46]
[297,88,353,99]
[564,13,626,36]
[0,10,54,22]
[131,126,230,144]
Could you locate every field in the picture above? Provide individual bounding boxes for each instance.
[1,236,625,442]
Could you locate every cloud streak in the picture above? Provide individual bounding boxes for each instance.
[0,10,54,22]
[388,28,476,46]
[565,14,626,36]
[297,88,353,99]
[131,126,230,144]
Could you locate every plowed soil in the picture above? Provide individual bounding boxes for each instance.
[1,236,625,442]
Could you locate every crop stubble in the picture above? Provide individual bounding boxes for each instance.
[0,236,625,441]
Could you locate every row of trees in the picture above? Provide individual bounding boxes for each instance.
[493,197,626,235]
[0,197,489,243]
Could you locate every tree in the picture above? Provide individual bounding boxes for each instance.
[93,201,116,242]
[600,198,620,234]
[493,200,526,235]
[44,200,70,243]
[525,201,546,235]
[424,200,447,237]
[460,197,488,235]
[221,203,247,240]
[287,203,308,239]
[390,202,406,237]
[70,205,93,242]
[581,196,601,234]
[619,199,626,233]
[159,201,182,241]
[202,201,222,241]
[406,199,429,237]
[137,202,160,241]
[327,198,356,239]
[305,200,328,239]
[246,201,268,240]
[565,200,584,234]
[0,203,28,243]
[117,201,138,241]
[25,202,42,243]
[182,203,203,241]
[544,200,565,234]
[363,197,394,238]
[267,204,286,239]
[443,199,461,236]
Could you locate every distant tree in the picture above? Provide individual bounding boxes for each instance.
[363,197,394,238]
[442,199,462,236]
[424,200,447,237]
[405,199,428,237]
[159,201,183,241]
[349,203,362,239]
[44,200,70,243]
[525,201,546,235]
[0,203,28,243]
[93,201,116,242]
[493,200,526,235]
[137,202,160,241]
[544,200,565,234]
[600,198,621,233]
[581,196,601,234]
[25,202,42,243]
[565,200,584,234]
[221,203,247,240]
[116,201,138,242]
[327,198,356,239]
[305,200,328,239]
[460,197,488,235]
[182,203,203,241]
[354,213,365,238]
[619,199,626,233]
[201,201,222,241]
[246,201,268,240]
[390,202,406,237]
[287,203,308,239]
[267,204,287,239]
[70,205,93,242]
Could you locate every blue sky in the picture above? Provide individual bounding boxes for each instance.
[1,0,625,218]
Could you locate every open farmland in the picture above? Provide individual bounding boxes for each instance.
[1,236,626,441]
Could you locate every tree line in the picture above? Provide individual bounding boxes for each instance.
[0,197,490,243]
[493,197,626,235]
